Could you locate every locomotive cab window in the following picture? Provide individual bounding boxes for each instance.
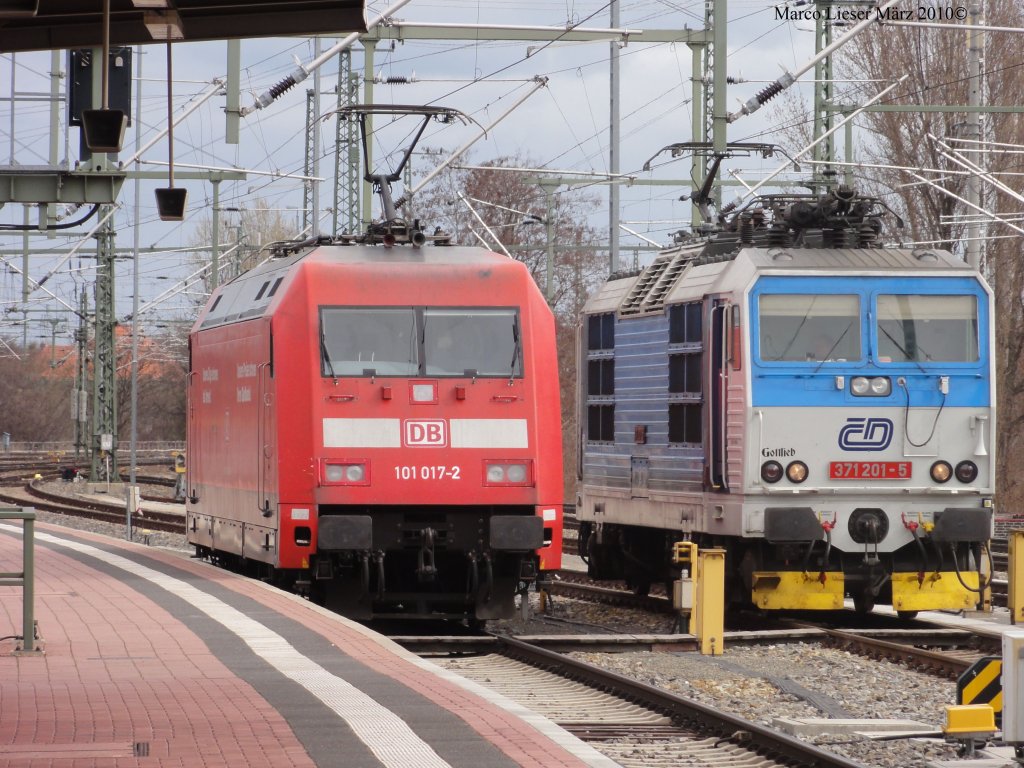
[875,294,978,363]
[423,308,522,377]
[758,294,861,362]
[319,306,522,378]
[320,308,418,376]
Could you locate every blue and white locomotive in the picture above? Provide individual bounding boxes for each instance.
[577,189,994,614]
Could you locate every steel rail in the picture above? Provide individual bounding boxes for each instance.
[0,482,185,535]
[791,622,1000,680]
[495,635,870,768]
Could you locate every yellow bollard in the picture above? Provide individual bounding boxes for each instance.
[696,548,726,655]
[1011,530,1024,625]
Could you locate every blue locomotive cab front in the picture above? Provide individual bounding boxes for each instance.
[746,265,995,613]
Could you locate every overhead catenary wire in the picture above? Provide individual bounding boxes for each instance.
[392,77,549,209]
[241,0,416,116]
[727,0,899,123]
[456,191,513,258]
[734,75,908,204]
[4,3,696,270]
[904,170,1024,237]
[3,3,964,325]
[929,133,1024,209]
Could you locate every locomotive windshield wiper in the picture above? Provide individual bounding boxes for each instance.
[509,317,521,381]
[777,297,818,360]
[320,329,338,380]
[877,324,927,372]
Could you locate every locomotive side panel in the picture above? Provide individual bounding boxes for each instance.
[578,280,749,588]
[579,313,708,496]
[263,270,318,571]
[187,317,278,564]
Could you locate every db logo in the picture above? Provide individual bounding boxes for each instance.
[404,420,447,447]
[838,417,894,451]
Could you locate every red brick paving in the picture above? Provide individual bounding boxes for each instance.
[1,524,598,768]
[0,527,316,768]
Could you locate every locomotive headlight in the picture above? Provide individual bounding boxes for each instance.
[954,460,978,484]
[410,382,438,403]
[483,460,533,486]
[507,464,527,483]
[761,460,783,483]
[869,376,891,396]
[786,461,809,483]
[321,460,369,486]
[930,460,953,483]
[851,376,891,396]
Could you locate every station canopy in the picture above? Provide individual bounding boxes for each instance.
[0,1,367,52]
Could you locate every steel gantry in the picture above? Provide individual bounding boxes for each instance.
[91,207,117,482]
[333,49,361,237]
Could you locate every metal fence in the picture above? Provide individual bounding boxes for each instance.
[3,441,184,457]
[0,507,41,654]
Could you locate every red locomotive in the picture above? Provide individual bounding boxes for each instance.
[185,238,563,622]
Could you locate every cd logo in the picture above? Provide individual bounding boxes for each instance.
[838,417,893,451]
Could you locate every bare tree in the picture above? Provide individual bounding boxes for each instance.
[187,198,299,299]
[412,151,607,316]
[0,344,76,442]
[115,326,188,442]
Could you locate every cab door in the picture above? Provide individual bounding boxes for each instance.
[709,300,731,491]
[257,320,275,518]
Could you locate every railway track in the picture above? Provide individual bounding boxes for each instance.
[542,570,1005,682]
[785,621,1000,680]
[0,477,185,535]
[547,569,673,613]
[417,635,869,768]
[1,466,1012,610]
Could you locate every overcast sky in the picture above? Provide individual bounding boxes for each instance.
[0,0,909,344]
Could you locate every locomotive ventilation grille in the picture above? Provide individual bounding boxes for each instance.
[619,251,695,316]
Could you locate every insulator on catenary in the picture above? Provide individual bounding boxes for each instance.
[269,76,297,100]
[753,80,785,106]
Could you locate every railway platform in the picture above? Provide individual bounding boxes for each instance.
[0,521,619,768]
